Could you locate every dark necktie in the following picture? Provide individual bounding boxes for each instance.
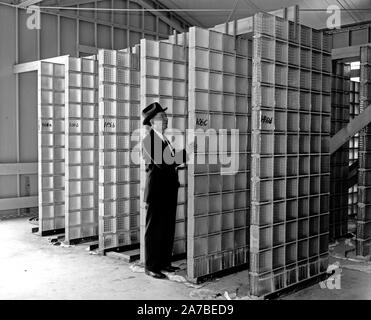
[164,136,175,157]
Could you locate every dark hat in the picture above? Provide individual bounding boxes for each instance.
[142,102,167,125]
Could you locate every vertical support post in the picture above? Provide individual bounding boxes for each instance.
[37,11,41,60]
[126,0,130,48]
[141,0,145,40]
[155,1,159,41]
[57,15,61,56]
[94,1,98,49]
[111,0,114,49]
[283,7,288,20]
[15,6,20,216]
[76,8,79,57]
[294,5,299,41]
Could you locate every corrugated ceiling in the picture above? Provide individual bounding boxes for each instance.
[156,0,371,29]
[14,0,371,30]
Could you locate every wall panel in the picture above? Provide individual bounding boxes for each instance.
[144,12,156,32]
[18,10,38,63]
[38,61,66,234]
[20,174,38,197]
[98,48,141,251]
[0,176,18,199]
[250,13,331,297]
[79,21,95,47]
[97,24,112,49]
[65,56,99,244]
[350,29,369,46]
[159,20,170,35]
[128,1,142,29]
[60,17,77,56]
[40,14,58,59]
[0,4,19,215]
[19,71,38,162]
[332,32,349,50]
[113,0,128,25]
[80,3,95,19]
[187,27,250,281]
[114,28,127,50]
[97,0,112,22]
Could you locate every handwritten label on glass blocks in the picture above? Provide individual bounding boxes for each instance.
[69,121,79,128]
[195,114,210,129]
[259,111,274,130]
[100,119,116,132]
[42,122,52,127]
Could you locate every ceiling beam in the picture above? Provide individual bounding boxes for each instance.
[40,0,187,32]
[155,0,206,28]
[42,0,99,6]
[18,0,43,8]
[211,5,299,36]
[134,0,186,32]
[212,16,253,35]
[13,61,40,74]
[330,103,371,154]
[0,196,38,211]
[0,163,37,175]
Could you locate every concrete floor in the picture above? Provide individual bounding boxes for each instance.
[0,217,370,300]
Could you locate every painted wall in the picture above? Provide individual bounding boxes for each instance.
[0,0,189,216]
[0,4,17,217]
